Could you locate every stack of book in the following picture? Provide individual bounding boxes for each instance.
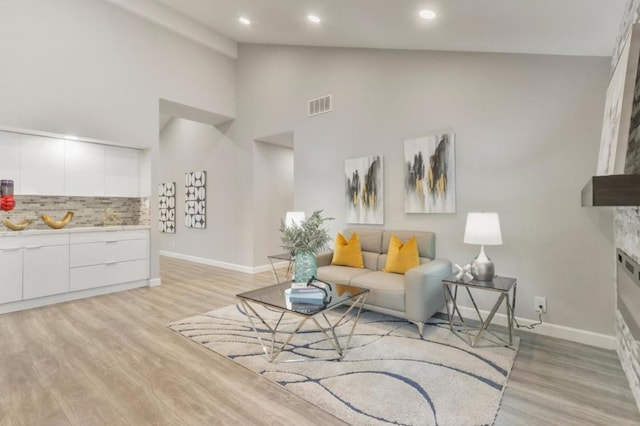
[289,287,326,305]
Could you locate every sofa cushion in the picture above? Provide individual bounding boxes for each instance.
[351,271,405,312]
[331,232,364,268]
[316,265,371,285]
[378,255,431,271]
[383,236,420,274]
[382,230,435,259]
[343,227,383,254]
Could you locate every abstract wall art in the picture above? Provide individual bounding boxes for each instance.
[158,182,175,233]
[404,131,456,213]
[185,171,206,229]
[596,31,631,175]
[345,155,383,224]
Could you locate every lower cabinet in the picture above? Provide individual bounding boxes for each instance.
[0,248,23,304]
[0,228,149,310]
[22,234,70,300]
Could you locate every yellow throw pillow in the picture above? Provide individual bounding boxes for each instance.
[383,235,420,274]
[331,232,365,268]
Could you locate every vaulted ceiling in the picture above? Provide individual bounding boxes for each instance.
[151,0,626,57]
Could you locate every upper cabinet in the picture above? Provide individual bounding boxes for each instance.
[105,146,139,197]
[20,135,65,195]
[0,130,143,198]
[65,140,105,196]
[0,131,22,194]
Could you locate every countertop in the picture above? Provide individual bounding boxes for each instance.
[0,225,150,237]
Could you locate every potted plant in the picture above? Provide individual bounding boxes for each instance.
[279,210,333,283]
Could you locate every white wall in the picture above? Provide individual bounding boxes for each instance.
[252,141,295,262]
[158,118,247,266]
[159,119,294,268]
[237,44,615,335]
[0,0,237,281]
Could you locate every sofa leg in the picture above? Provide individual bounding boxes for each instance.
[410,321,424,338]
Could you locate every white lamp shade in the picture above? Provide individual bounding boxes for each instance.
[285,211,305,227]
[464,212,503,245]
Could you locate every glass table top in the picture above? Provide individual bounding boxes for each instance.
[267,253,294,261]
[236,279,369,316]
[442,273,516,292]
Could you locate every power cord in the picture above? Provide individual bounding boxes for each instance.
[512,296,544,330]
[514,312,543,330]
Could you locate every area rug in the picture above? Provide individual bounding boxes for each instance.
[169,304,519,426]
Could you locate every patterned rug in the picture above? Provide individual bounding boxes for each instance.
[169,304,519,426]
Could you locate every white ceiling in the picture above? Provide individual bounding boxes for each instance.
[151,0,627,57]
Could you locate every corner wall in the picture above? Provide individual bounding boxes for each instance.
[237,43,613,335]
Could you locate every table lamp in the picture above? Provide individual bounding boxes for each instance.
[285,211,305,227]
[464,212,502,281]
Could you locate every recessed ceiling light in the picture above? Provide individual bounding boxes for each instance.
[419,9,436,20]
[238,16,251,25]
[307,14,321,24]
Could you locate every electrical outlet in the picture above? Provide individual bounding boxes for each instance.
[534,296,547,313]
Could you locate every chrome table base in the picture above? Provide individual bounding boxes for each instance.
[239,292,369,363]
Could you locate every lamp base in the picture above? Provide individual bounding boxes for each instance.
[470,245,495,281]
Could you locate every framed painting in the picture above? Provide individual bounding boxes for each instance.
[345,155,383,224]
[185,171,206,229]
[158,182,175,233]
[404,131,456,213]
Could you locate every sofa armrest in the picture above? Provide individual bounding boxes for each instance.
[404,259,452,324]
[316,251,333,267]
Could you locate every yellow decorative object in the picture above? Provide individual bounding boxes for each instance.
[383,235,420,274]
[41,211,74,229]
[331,232,364,268]
[2,218,32,231]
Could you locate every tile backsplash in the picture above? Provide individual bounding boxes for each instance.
[1,195,150,230]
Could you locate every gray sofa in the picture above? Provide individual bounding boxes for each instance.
[316,227,451,337]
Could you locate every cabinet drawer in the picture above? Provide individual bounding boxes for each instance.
[69,264,107,291]
[70,259,148,291]
[21,234,69,248]
[70,239,147,267]
[70,230,148,244]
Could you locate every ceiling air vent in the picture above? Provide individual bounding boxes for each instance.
[308,94,332,117]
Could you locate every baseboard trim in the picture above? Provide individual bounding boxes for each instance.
[0,280,149,315]
[159,251,273,275]
[149,278,161,287]
[449,305,616,350]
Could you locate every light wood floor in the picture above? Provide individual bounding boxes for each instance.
[1,256,639,426]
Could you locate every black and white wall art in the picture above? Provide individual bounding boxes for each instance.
[345,155,383,224]
[404,131,456,213]
[158,182,175,233]
[185,171,206,229]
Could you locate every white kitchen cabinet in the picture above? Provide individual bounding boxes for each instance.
[64,140,105,196]
[0,131,21,194]
[0,228,149,313]
[22,234,69,300]
[105,146,139,197]
[20,134,65,195]
[0,248,23,304]
[69,229,149,291]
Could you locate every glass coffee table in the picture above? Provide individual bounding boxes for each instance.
[236,279,369,362]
